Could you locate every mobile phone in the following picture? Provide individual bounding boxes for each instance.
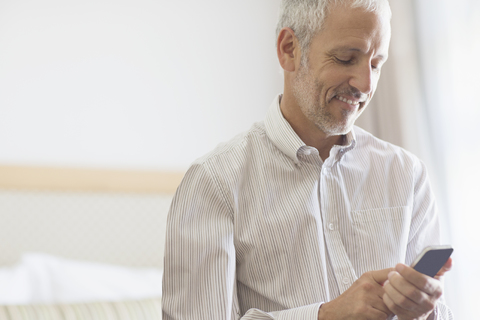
[411,245,453,278]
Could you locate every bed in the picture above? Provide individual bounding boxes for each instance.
[0,165,184,320]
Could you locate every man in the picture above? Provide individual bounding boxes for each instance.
[162,0,454,319]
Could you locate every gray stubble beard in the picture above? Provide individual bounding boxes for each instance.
[292,63,356,137]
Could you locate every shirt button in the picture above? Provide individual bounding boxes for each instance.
[328,223,335,230]
[342,277,349,285]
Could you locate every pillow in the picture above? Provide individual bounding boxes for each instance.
[0,298,162,320]
[0,253,162,305]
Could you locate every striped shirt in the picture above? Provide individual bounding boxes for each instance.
[162,95,453,320]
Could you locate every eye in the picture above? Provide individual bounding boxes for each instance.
[371,64,382,73]
[371,58,386,73]
[335,57,353,65]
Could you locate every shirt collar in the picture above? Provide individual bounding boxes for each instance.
[340,128,357,153]
[265,94,357,164]
[265,95,305,164]
[328,130,357,163]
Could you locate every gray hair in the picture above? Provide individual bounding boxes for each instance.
[276,0,391,57]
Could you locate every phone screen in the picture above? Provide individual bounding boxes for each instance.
[412,246,453,278]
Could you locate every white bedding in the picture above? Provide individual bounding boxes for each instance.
[0,253,162,305]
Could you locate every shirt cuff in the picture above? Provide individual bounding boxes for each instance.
[388,302,453,320]
[432,302,454,320]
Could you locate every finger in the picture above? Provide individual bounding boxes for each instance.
[383,291,418,319]
[370,295,394,317]
[395,264,443,298]
[435,258,453,279]
[368,305,394,320]
[371,267,396,285]
[364,277,391,300]
[387,270,437,312]
[364,279,394,316]
[383,278,426,316]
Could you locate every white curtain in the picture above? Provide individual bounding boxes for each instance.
[357,0,480,318]
[414,0,480,318]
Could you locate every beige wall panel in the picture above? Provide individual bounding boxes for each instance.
[0,166,185,194]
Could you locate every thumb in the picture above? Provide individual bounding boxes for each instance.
[371,267,395,285]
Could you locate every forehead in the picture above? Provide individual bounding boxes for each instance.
[311,4,391,57]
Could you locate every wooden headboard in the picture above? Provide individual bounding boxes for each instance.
[0,165,184,194]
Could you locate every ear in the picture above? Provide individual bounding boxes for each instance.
[277,27,301,72]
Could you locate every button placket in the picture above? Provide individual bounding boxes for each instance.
[319,152,358,296]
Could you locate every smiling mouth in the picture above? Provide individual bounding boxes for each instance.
[335,95,361,106]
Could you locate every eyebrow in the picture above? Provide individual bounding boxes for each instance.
[329,47,387,61]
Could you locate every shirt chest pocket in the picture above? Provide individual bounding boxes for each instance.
[351,206,411,275]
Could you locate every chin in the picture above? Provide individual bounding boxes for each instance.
[322,117,356,136]
[316,123,352,136]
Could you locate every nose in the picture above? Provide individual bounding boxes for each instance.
[349,63,374,95]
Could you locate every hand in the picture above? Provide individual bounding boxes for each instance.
[318,268,395,320]
[382,258,453,320]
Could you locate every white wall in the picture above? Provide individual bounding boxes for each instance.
[0,0,283,171]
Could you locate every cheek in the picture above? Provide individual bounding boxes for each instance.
[325,68,348,85]
[314,71,344,97]
[371,73,381,91]
[363,77,380,104]
[325,71,354,96]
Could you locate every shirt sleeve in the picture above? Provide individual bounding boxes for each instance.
[433,302,455,319]
[403,159,454,320]
[162,162,323,320]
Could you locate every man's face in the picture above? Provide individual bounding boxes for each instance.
[292,4,391,136]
